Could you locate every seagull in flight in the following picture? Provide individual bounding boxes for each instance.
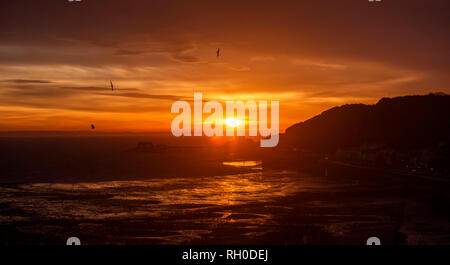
[110,80,114,91]
[216,48,220,57]
[91,124,95,130]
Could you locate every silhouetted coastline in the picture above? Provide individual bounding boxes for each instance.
[0,94,449,245]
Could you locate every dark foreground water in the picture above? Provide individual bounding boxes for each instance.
[0,137,449,245]
[1,161,450,245]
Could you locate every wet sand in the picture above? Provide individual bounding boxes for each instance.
[1,163,449,245]
[0,137,449,245]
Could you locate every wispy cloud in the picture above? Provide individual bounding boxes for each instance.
[1,79,52,84]
[291,59,348,70]
[250,56,275,62]
[96,92,184,101]
[0,0,448,131]
[115,49,147,56]
[230,67,251,72]
[62,86,138,92]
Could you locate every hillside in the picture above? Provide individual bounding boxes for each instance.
[283,93,450,152]
[281,93,450,174]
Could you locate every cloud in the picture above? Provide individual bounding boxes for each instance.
[62,86,138,92]
[167,45,205,64]
[291,59,348,70]
[250,56,275,62]
[230,67,251,72]
[170,54,203,63]
[115,49,147,56]
[0,0,449,131]
[1,79,52,84]
[96,92,184,101]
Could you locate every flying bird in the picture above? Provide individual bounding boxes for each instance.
[110,80,114,91]
[216,48,220,57]
[91,124,95,130]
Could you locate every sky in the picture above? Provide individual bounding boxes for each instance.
[0,0,449,132]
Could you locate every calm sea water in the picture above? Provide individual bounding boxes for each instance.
[0,161,319,244]
[1,159,448,244]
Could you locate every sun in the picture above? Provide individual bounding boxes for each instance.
[223,118,243,128]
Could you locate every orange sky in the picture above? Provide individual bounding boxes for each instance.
[0,0,448,133]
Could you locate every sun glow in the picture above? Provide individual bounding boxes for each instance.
[223,118,243,128]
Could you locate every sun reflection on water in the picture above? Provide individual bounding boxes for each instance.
[0,163,309,243]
